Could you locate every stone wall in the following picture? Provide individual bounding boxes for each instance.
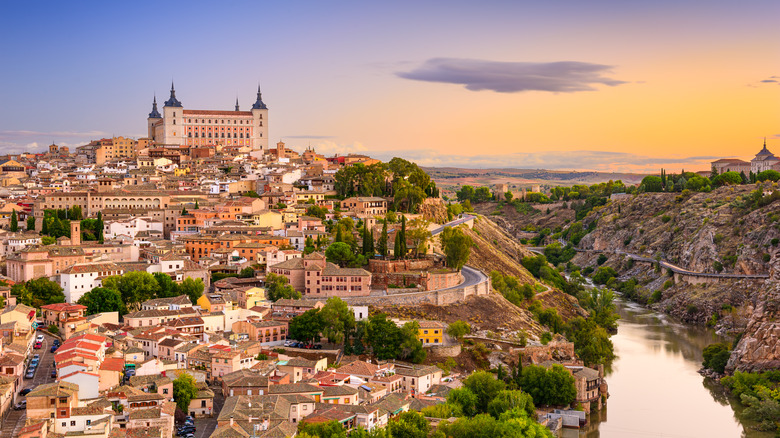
[372,270,461,291]
[343,275,490,307]
[427,343,462,358]
[368,259,434,273]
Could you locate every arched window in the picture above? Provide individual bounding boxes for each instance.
[173,112,176,117]
[173,119,176,125]
[188,132,192,137]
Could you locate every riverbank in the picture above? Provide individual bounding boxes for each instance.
[573,298,773,438]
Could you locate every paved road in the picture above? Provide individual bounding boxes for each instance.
[430,214,476,236]
[192,386,224,438]
[1,332,57,438]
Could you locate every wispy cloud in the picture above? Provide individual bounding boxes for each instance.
[0,130,108,140]
[397,58,628,93]
[371,149,718,173]
[749,76,780,87]
[283,135,336,140]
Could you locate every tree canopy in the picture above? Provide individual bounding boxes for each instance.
[77,287,125,315]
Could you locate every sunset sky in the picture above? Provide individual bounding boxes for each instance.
[1,1,778,172]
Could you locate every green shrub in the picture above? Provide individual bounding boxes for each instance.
[661,215,672,223]
[540,332,552,345]
[649,290,663,304]
[702,343,731,373]
[762,253,771,263]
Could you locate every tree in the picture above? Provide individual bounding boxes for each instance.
[399,321,426,363]
[172,373,199,413]
[10,210,18,232]
[20,278,66,308]
[319,297,355,344]
[48,324,59,334]
[456,185,476,202]
[95,212,104,243]
[447,387,479,417]
[325,242,354,267]
[474,187,492,203]
[265,273,301,301]
[26,216,35,231]
[289,309,325,343]
[102,271,160,310]
[406,219,432,257]
[77,287,125,315]
[366,313,403,360]
[518,364,576,406]
[40,216,49,235]
[179,278,205,305]
[504,191,513,202]
[154,273,179,298]
[641,175,663,192]
[446,320,472,340]
[463,371,506,413]
[702,343,731,373]
[377,222,388,258]
[757,169,780,182]
[238,267,255,278]
[41,236,56,245]
[305,205,328,220]
[487,390,535,419]
[386,411,429,438]
[194,200,199,209]
[399,215,407,256]
[393,231,402,260]
[298,421,347,438]
[440,227,473,271]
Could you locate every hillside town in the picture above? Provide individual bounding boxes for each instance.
[0,86,615,438]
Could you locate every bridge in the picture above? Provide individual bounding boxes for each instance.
[526,246,769,283]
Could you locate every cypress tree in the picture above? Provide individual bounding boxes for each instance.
[195,200,199,209]
[26,216,35,231]
[335,225,343,243]
[368,229,375,256]
[400,215,407,257]
[96,212,104,243]
[361,226,369,255]
[10,210,18,232]
[378,222,388,258]
[41,217,49,235]
[394,231,401,259]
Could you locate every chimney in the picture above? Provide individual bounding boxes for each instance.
[230,415,234,426]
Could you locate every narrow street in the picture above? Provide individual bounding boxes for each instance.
[0,331,57,438]
[193,385,224,438]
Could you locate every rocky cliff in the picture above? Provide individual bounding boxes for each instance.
[727,282,780,372]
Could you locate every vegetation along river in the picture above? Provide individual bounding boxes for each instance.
[563,299,773,438]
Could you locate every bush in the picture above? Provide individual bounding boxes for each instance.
[713,261,724,272]
[596,254,608,265]
[702,343,731,373]
[649,290,663,304]
[592,266,618,285]
[48,324,59,334]
[762,253,771,263]
[540,332,552,345]
[661,215,672,223]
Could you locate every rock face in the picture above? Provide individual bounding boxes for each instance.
[727,282,780,372]
[419,198,448,223]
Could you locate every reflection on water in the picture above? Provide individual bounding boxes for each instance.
[577,299,772,438]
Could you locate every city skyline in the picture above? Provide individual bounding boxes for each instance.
[1,0,778,172]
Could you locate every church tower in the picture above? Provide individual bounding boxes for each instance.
[162,82,183,145]
[251,85,269,153]
[147,95,162,142]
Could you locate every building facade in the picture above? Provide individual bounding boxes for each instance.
[147,83,269,152]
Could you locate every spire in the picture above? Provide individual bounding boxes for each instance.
[235,97,240,111]
[148,95,162,119]
[164,81,182,107]
[252,84,267,110]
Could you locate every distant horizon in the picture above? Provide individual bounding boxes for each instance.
[1,1,777,173]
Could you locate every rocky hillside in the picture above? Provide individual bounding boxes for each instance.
[571,183,780,372]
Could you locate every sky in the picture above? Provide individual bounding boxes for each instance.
[0,0,778,173]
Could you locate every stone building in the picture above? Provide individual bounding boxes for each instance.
[147,83,269,152]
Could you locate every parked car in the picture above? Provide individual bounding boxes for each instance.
[313,344,323,350]
[50,345,58,353]
[53,339,60,346]
[36,334,44,342]
[24,370,34,379]
[184,415,194,423]
[51,369,57,378]
[19,388,33,396]
[33,342,42,349]
[13,400,26,410]
[33,354,40,361]
[283,340,295,347]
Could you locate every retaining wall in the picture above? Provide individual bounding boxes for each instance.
[368,259,434,273]
[427,343,462,358]
[342,276,491,307]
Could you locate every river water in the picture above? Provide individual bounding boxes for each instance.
[561,299,772,438]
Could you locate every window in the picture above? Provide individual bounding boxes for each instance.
[71,421,76,426]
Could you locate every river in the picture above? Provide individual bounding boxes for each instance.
[561,299,772,438]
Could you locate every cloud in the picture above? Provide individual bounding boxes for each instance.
[0,130,108,140]
[308,140,369,156]
[368,149,720,173]
[397,58,628,93]
[751,76,780,86]
[760,79,777,83]
[283,135,336,139]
